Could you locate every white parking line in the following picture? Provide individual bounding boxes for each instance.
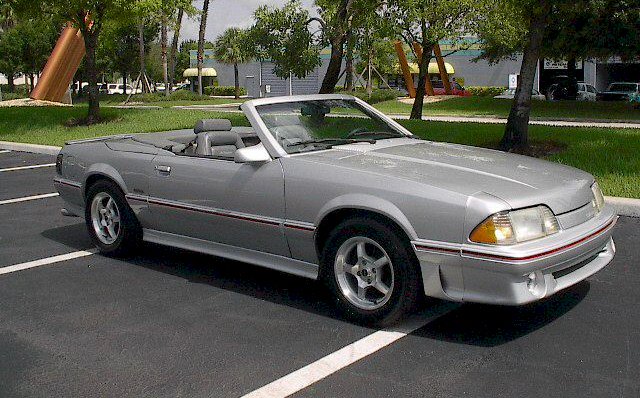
[242,304,458,398]
[0,193,59,205]
[0,249,96,276]
[0,163,56,172]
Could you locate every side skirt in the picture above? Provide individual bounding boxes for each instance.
[142,229,319,280]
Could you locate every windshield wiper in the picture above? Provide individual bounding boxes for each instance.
[348,131,422,140]
[285,138,376,149]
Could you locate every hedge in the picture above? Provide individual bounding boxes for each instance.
[465,86,506,97]
[336,88,402,104]
[204,86,247,96]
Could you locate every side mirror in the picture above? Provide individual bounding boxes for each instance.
[234,144,271,164]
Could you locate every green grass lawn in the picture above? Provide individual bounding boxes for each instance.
[0,106,638,198]
[375,96,640,121]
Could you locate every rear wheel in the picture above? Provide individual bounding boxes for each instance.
[321,218,422,326]
[85,180,141,256]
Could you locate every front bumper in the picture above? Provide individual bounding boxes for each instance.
[413,208,617,305]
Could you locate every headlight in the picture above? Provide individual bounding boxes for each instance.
[470,205,560,245]
[591,181,605,212]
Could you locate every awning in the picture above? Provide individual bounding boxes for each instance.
[399,62,455,75]
[183,68,217,77]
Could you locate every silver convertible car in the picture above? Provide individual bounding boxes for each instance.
[54,94,617,325]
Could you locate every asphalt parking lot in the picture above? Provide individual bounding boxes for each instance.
[0,149,638,398]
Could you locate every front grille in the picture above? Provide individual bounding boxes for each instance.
[552,254,599,279]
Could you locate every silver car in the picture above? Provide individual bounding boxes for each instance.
[54,94,617,325]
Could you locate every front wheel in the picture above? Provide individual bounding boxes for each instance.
[321,218,422,326]
[85,180,142,256]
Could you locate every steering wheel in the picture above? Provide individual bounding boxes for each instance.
[346,128,369,138]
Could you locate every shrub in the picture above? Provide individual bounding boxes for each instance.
[336,88,402,104]
[204,86,247,96]
[137,91,211,102]
[465,86,506,97]
[0,92,25,101]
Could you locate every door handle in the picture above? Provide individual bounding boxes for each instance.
[155,165,171,174]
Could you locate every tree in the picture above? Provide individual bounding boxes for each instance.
[169,8,184,90]
[98,19,142,94]
[18,19,59,92]
[313,0,354,93]
[388,0,487,119]
[249,0,321,80]
[197,0,211,95]
[0,24,22,92]
[17,0,138,123]
[213,28,251,99]
[479,0,640,151]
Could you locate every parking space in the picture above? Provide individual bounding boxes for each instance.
[1,150,639,398]
[0,151,55,170]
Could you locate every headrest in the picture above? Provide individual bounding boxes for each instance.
[194,119,232,134]
[208,131,244,147]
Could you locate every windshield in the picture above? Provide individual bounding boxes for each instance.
[255,99,406,154]
[609,83,637,92]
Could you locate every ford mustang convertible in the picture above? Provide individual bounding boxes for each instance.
[54,94,617,325]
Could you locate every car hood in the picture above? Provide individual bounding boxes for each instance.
[297,139,595,214]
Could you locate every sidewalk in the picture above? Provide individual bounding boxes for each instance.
[388,114,640,129]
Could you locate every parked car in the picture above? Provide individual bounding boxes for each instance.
[81,83,109,95]
[432,81,471,96]
[107,84,142,95]
[546,75,578,101]
[172,83,191,92]
[577,82,598,101]
[54,94,617,325]
[597,82,640,101]
[494,88,546,101]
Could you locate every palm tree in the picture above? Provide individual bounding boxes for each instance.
[213,28,250,99]
[197,0,210,95]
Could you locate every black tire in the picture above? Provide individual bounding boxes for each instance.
[84,179,142,256]
[320,217,422,326]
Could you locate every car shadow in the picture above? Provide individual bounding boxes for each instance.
[413,282,589,347]
[41,223,94,251]
[41,224,590,346]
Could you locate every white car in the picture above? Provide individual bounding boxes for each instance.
[107,84,142,95]
[494,88,546,101]
[577,83,598,101]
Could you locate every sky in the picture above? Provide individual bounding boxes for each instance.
[180,0,316,42]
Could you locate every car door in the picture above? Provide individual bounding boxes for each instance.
[147,153,290,257]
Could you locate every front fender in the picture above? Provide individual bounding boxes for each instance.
[316,193,418,240]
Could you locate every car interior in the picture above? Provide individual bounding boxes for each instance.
[133,119,262,160]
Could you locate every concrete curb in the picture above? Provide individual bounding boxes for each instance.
[0,141,61,155]
[2,140,640,218]
[605,196,640,218]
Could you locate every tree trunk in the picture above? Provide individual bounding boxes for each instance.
[169,8,184,90]
[410,42,432,120]
[161,13,169,97]
[318,0,353,94]
[138,23,148,93]
[7,73,15,92]
[234,63,240,99]
[319,37,346,94]
[123,72,127,95]
[501,1,550,151]
[84,31,100,124]
[345,30,354,91]
[197,0,211,96]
